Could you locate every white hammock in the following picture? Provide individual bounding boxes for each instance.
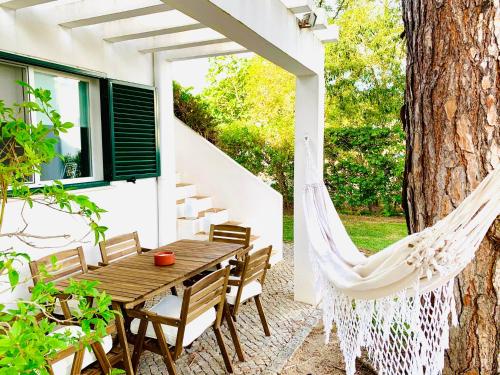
[303,139,500,375]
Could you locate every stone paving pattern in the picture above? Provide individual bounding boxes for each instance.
[137,243,320,375]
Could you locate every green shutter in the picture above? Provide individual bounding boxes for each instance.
[101,79,160,181]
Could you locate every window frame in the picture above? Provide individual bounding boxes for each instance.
[0,63,105,187]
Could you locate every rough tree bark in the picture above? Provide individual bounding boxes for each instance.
[401,1,500,374]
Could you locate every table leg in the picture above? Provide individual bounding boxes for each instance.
[223,302,245,362]
[113,302,134,375]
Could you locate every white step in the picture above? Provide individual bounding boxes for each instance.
[175,172,182,184]
[175,183,197,200]
[177,209,230,239]
[176,196,213,218]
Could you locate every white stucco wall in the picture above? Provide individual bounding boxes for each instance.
[0,4,153,84]
[175,120,284,261]
[0,4,162,301]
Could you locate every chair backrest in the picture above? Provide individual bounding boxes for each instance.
[233,246,272,308]
[29,246,88,285]
[175,267,230,352]
[99,231,142,265]
[209,224,251,248]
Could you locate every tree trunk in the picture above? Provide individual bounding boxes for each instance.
[401,1,500,374]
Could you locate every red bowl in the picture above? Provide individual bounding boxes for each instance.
[154,251,176,266]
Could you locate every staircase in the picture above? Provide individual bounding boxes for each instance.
[175,119,283,265]
[175,173,262,250]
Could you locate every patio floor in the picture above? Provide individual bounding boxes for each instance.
[136,243,321,375]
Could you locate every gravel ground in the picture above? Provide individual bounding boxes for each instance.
[280,324,377,375]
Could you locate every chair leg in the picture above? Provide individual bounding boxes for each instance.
[152,322,178,375]
[70,349,85,375]
[170,286,178,296]
[132,319,148,373]
[254,295,270,336]
[223,303,245,362]
[91,342,112,374]
[213,326,233,373]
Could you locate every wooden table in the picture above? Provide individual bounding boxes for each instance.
[56,239,246,375]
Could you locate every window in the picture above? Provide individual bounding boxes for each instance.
[0,60,103,186]
[33,72,93,182]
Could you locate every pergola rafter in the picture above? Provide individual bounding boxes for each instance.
[139,37,232,54]
[104,22,206,43]
[0,0,54,9]
[58,0,173,29]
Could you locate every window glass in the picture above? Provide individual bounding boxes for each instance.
[33,72,92,181]
[0,62,25,107]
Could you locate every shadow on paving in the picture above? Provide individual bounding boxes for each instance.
[137,243,321,375]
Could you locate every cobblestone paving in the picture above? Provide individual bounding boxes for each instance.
[137,243,321,375]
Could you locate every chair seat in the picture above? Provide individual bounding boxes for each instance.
[50,325,113,375]
[226,278,262,305]
[130,295,216,347]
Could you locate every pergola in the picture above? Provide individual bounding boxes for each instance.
[0,0,338,304]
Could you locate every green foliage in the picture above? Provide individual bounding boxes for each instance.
[324,124,405,215]
[203,56,296,209]
[173,81,218,143]
[325,0,405,128]
[176,0,405,214]
[0,82,115,373]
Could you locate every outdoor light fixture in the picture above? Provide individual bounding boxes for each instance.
[298,11,317,28]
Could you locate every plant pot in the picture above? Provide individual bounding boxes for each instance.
[154,251,176,266]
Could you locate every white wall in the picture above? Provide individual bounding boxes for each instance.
[0,4,161,301]
[0,3,153,84]
[1,180,160,300]
[175,120,284,261]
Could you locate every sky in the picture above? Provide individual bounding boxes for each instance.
[172,52,254,94]
[172,59,211,94]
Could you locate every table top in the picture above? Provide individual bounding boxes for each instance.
[56,239,244,309]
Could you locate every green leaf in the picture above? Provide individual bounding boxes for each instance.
[8,269,19,289]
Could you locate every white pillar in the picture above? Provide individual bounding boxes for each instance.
[154,53,177,246]
[294,71,325,305]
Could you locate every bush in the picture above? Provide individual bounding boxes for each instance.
[324,124,405,215]
[173,81,218,143]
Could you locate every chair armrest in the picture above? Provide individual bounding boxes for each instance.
[126,308,180,327]
[88,264,101,271]
[141,247,154,252]
[227,278,241,287]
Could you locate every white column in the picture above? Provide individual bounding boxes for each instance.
[154,53,177,246]
[294,71,325,305]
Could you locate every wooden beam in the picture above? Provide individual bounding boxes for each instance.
[59,1,173,28]
[314,26,339,43]
[281,0,314,14]
[163,0,323,76]
[140,37,230,54]
[159,42,248,61]
[104,22,206,43]
[0,0,55,10]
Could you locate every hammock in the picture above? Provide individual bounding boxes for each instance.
[303,139,500,375]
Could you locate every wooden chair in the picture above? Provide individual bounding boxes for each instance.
[226,246,273,336]
[127,267,234,375]
[98,231,148,266]
[29,246,96,319]
[209,224,252,261]
[48,324,114,375]
[183,224,252,288]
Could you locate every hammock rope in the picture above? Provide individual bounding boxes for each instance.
[303,138,500,375]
